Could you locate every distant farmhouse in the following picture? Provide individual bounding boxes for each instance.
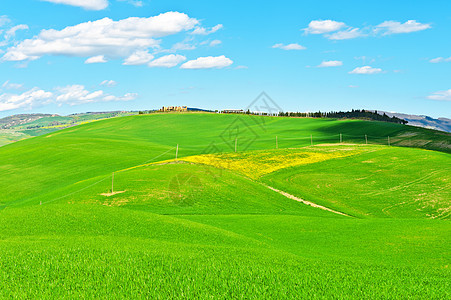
[159,106,188,112]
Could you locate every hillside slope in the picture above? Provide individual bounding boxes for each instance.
[1,113,450,207]
[0,113,449,298]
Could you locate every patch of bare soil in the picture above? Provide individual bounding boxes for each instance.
[101,191,126,197]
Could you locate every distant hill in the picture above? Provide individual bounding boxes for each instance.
[0,111,136,147]
[0,113,56,129]
[374,111,451,133]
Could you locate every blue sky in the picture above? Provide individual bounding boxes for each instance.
[0,0,450,118]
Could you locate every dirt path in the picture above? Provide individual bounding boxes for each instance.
[264,184,351,217]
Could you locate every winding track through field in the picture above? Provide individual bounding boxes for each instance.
[263,184,351,217]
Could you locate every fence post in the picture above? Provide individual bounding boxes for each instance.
[310,134,313,146]
[365,134,368,144]
[340,133,342,143]
[235,138,237,152]
[176,144,179,160]
[388,136,390,146]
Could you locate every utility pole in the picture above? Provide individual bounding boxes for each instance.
[276,136,278,149]
[235,138,237,152]
[176,144,179,160]
[112,172,114,194]
[340,133,342,143]
[365,134,368,144]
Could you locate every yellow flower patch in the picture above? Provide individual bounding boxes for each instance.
[182,147,362,179]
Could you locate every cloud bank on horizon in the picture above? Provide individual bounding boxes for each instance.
[0,82,137,112]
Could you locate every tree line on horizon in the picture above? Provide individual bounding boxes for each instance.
[242,109,407,124]
[139,108,407,124]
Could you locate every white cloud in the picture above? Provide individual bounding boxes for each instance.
[429,57,451,63]
[41,0,109,10]
[148,54,186,67]
[304,19,431,40]
[376,20,431,35]
[427,89,451,101]
[171,42,196,51]
[0,16,10,27]
[0,88,53,111]
[349,66,382,74]
[304,20,346,34]
[327,28,365,40]
[0,84,137,111]
[191,24,223,35]
[117,0,143,7]
[1,23,28,48]
[180,55,233,69]
[103,93,137,101]
[209,39,222,47]
[272,43,306,50]
[235,65,248,69]
[2,12,199,62]
[317,60,343,67]
[100,80,117,87]
[2,80,24,90]
[123,50,154,65]
[55,85,137,105]
[5,24,28,39]
[85,55,107,64]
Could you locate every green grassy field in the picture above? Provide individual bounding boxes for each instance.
[0,113,449,298]
[0,111,136,147]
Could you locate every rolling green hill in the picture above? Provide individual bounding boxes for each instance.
[0,113,449,298]
[0,111,136,147]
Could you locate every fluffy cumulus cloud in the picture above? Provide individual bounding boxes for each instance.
[41,0,109,10]
[349,66,382,74]
[85,55,107,64]
[0,88,53,111]
[123,50,154,65]
[429,57,451,63]
[148,54,186,68]
[56,85,103,104]
[55,85,136,105]
[180,55,233,69]
[2,12,199,62]
[304,20,346,34]
[0,84,137,111]
[191,24,223,35]
[427,89,451,101]
[304,19,430,40]
[272,43,306,50]
[317,60,343,68]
